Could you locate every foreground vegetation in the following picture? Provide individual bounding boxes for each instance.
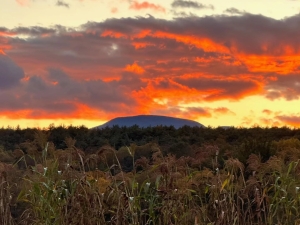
[1,125,300,224]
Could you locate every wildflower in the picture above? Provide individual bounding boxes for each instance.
[64,189,69,196]
[58,170,62,175]
[296,187,300,192]
[144,182,151,193]
[174,189,178,192]
[213,200,218,209]
[129,197,134,201]
[215,168,219,173]
[44,143,48,152]
[43,167,48,176]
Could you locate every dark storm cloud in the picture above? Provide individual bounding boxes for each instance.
[0,55,24,89]
[82,14,300,56]
[0,67,146,115]
[265,74,300,100]
[174,76,260,100]
[11,27,58,36]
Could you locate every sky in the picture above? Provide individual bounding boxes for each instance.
[0,0,300,129]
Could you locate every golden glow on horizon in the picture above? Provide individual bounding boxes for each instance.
[2,96,300,129]
[0,117,106,129]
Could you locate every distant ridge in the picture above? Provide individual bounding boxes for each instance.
[95,115,205,129]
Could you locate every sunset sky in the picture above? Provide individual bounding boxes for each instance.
[1,0,300,128]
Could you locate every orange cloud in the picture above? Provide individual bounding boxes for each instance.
[100,28,230,54]
[0,103,124,121]
[101,30,127,39]
[276,115,300,127]
[111,7,118,13]
[15,0,29,6]
[129,1,166,12]
[262,109,272,115]
[0,33,13,55]
[259,118,281,127]
[125,62,145,74]
[153,31,229,53]
[213,107,236,115]
[0,31,16,37]
[236,54,300,74]
[131,41,155,49]
[0,44,11,55]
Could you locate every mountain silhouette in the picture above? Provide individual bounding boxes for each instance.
[95,115,205,129]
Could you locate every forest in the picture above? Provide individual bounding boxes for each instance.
[1,125,300,224]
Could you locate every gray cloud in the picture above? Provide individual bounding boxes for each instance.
[170,10,197,17]
[174,77,259,100]
[224,8,246,15]
[0,67,146,115]
[171,0,214,9]
[56,0,70,8]
[265,74,300,101]
[0,55,24,90]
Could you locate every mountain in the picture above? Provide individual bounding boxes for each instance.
[95,115,205,129]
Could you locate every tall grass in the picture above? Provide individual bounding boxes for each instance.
[0,170,15,225]
[1,140,300,224]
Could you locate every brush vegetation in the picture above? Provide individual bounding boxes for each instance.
[1,125,300,224]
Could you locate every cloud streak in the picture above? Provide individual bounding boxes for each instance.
[129,1,166,12]
[171,0,214,10]
[15,0,29,6]
[56,0,70,8]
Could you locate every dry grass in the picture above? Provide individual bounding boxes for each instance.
[1,138,300,224]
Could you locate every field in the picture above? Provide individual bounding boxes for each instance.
[1,125,300,225]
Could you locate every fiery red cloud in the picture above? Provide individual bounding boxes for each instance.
[0,14,300,126]
[125,62,145,74]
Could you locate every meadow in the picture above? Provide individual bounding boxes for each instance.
[1,125,300,225]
